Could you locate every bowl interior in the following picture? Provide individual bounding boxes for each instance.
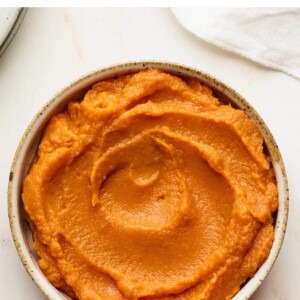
[8,61,288,300]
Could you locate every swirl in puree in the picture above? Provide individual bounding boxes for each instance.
[23,69,278,300]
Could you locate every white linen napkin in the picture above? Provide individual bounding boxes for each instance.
[171,8,300,80]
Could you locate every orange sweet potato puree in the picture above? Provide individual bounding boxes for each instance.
[23,69,278,300]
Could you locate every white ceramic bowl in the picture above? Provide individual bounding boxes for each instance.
[8,61,289,300]
[0,8,27,57]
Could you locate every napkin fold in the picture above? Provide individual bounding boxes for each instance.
[171,8,300,80]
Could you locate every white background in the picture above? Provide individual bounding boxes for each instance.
[0,8,299,299]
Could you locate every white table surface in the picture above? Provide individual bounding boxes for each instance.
[0,8,299,300]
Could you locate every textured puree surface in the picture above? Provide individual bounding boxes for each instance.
[22,69,278,300]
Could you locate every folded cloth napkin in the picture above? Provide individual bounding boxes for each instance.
[171,8,300,80]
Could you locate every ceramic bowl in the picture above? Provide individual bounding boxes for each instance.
[0,8,27,57]
[8,61,289,300]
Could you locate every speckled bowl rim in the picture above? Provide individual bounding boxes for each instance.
[8,61,289,300]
